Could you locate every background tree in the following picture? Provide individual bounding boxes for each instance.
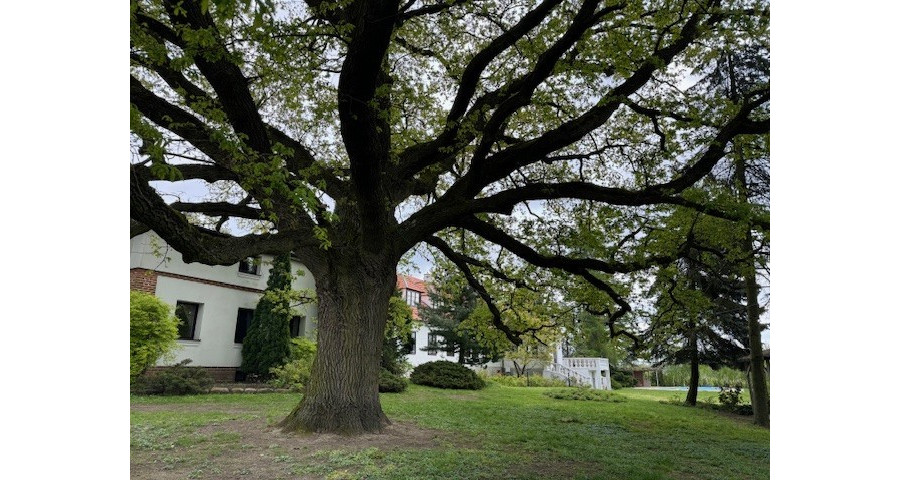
[693,44,770,425]
[505,341,554,377]
[419,264,501,365]
[566,309,629,366]
[241,253,295,377]
[459,286,566,374]
[131,0,769,433]
[382,291,416,374]
[640,211,750,405]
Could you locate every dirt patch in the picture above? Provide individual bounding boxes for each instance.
[199,418,447,451]
[132,403,452,480]
[131,403,262,414]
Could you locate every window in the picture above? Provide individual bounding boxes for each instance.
[427,332,439,355]
[400,333,415,355]
[234,308,254,343]
[238,256,261,275]
[290,315,305,338]
[175,301,200,340]
[404,289,421,306]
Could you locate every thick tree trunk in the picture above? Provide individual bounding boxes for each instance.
[278,257,396,434]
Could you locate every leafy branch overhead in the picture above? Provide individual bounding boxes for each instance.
[131,0,768,366]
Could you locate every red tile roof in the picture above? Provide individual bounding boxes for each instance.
[396,274,427,293]
[397,274,430,320]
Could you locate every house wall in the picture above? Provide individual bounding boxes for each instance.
[130,232,318,373]
[405,325,459,367]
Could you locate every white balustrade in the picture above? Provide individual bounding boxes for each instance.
[546,357,612,390]
[544,362,592,387]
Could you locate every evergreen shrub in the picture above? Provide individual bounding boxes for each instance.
[410,361,485,390]
[378,369,408,393]
[132,359,213,395]
[610,367,636,389]
[241,254,294,377]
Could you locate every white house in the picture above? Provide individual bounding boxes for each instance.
[132,232,610,389]
[395,274,460,367]
[131,231,318,381]
[396,275,611,389]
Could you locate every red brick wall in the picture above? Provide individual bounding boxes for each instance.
[131,268,159,293]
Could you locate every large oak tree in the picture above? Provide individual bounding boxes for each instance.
[130,0,769,433]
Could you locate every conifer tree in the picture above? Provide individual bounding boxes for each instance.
[241,253,294,377]
[643,237,749,406]
[420,281,499,365]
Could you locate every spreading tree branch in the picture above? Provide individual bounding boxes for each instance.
[425,235,523,345]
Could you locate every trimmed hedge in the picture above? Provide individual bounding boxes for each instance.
[379,369,408,393]
[410,361,485,390]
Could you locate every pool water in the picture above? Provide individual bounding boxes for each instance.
[637,386,722,392]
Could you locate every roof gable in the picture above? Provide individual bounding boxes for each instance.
[396,274,427,293]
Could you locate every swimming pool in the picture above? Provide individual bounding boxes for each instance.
[636,386,722,392]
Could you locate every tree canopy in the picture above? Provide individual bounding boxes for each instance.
[130,0,769,434]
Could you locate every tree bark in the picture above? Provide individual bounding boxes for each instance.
[741,239,769,427]
[278,256,396,434]
[735,148,770,428]
[685,326,700,406]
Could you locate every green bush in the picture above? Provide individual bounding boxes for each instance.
[288,337,317,361]
[714,383,753,415]
[130,291,180,379]
[484,372,569,388]
[544,387,626,403]
[268,338,317,391]
[379,369,408,393]
[718,383,743,409]
[268,358,314,391]
[410,361,485,390]
[132,359,213,395]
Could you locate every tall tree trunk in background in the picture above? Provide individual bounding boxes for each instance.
[735,151,770,428]
[685,323,700,406]
[278,254,397,434]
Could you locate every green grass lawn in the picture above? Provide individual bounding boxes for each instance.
[131,385,768,480]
